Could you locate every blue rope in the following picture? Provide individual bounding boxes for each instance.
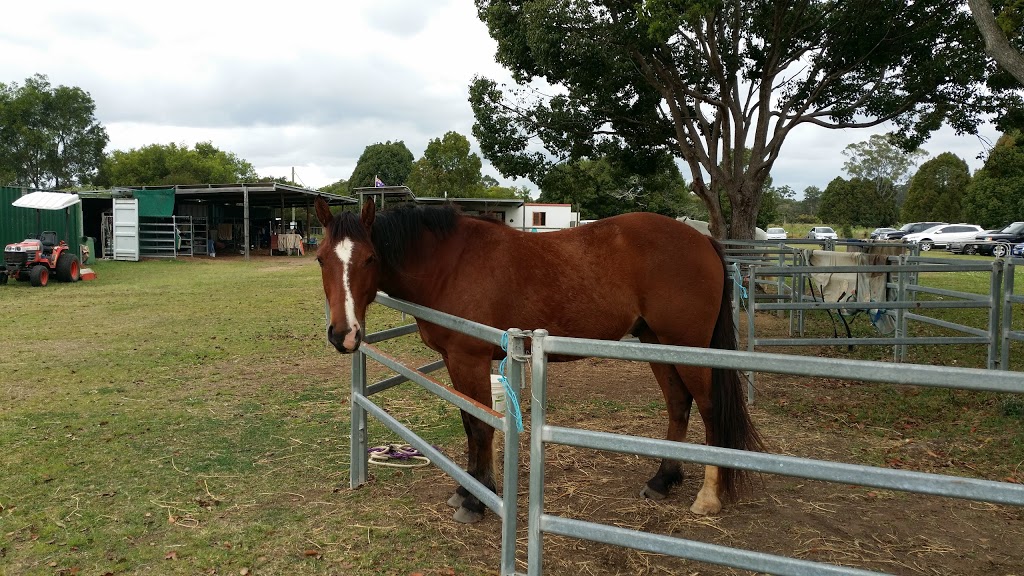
[498,332,524,432]
[731,263,749,299]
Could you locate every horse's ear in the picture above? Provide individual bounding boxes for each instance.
[315,196,333,227]
[361,197,376,230]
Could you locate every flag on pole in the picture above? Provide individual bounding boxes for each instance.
[374,175,385,187]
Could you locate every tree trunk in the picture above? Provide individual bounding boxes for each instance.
[968,0,1024,84]
[692,180,727,239]
[729,184,762,241]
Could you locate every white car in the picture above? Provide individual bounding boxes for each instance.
[807,226,838,240]
[902,224,985,251]
[765,227,787,240]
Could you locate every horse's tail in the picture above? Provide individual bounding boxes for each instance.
[708,239,764,500]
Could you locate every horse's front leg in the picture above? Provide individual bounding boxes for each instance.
[443,350,496,524]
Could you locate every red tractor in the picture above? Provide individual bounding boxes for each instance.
[1,192,82,287]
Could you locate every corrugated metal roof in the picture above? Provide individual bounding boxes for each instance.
[11,191,81,210]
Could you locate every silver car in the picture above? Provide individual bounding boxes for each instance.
[807,226,838,240]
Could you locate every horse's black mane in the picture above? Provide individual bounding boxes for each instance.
[329,203,462,271]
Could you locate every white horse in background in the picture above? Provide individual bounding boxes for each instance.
[677,217,769,240]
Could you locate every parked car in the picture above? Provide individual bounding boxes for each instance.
[870,227,898,240]
[765,227,787,240]
[959,222,1024,257]
[806,226,838,240]
[884,221,947,241]
[1012,243,1024,258]
[901,224,985,251]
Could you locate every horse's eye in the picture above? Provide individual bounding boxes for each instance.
[365,255,376,266]
[316,257,323,267]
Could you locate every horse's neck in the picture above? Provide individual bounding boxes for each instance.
[378,227,466,306]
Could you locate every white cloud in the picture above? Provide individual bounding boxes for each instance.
[0,1,1002,193]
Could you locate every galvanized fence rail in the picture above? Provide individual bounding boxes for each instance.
[347,293,526,576]
[1003,257,1024,369]
[526,330,1024,576]
[745,257,1004,385]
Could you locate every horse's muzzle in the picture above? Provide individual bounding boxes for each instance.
[327,325,362,354]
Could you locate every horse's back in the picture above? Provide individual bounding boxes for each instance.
[443,212,726,344]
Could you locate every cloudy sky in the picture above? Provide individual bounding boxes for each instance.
[2,1,1001,198]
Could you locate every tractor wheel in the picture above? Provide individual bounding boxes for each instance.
[30,264,49,287]
[56,252,80,282]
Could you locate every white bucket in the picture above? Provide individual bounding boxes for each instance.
[490,374,506,413]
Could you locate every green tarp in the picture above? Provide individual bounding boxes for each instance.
[135,188,175,218]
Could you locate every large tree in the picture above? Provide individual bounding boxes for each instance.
[347,141,414,193]
[538,153,693,219]
[819,176,898,229]
[841,134,927,209]
[901,152,971,223]
[969,0,1024,85]
[97,142,258,186]
[470,1,1003,239]
[963,132,1024,228]
[0,74,108,189]
[406,131,485,197]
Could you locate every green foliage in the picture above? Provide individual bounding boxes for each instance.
[842,134,927,205]
[471,1,999,238]
[347,141,414,192]
[406,131,485,197]
[98,141,258,186]
[318,178,348,195]
[963,132,1024,227]
[901,152,971,222]
[819,176,898,227]
[537,154,693,219]
[0,74,108,189]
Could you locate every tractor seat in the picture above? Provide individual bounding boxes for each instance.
[40,231,58,247]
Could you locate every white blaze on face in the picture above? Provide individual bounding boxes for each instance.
[334,238,360,349]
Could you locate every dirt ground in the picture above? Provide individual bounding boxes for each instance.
[373,354,1024,576]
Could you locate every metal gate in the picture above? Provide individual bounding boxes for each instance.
[112,198,139,261]
[349,294,526,576]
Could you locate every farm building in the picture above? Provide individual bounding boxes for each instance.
[355,186,581,232]
[74,183,355,260]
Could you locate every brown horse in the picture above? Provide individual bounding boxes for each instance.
[315,197,762,523]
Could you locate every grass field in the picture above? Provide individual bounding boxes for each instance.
[0,257,471,575]
[1,252,1022,575]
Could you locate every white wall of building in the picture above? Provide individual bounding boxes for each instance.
[514,203,580,232]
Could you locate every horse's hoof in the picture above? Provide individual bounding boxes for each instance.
[689,498,722,516]
[640,485,668,501]
[453,506,484,524]
[446,492,466,509]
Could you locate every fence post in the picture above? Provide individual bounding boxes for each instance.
[1003,260,1016,371]
[349,347,368,488]
[990,258,1005,370]
[746,265,757,404]
[527,329,550,576]
[896,255,909,363]
[501,328,528,575]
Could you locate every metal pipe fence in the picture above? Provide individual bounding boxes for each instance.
[525,330,1024,576]
[741,255,1008,399]
[347,293,526,576]
[1003,257,1024,370]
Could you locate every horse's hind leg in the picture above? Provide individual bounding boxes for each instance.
[640,361,694,500]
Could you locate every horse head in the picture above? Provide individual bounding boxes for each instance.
[315,196,379,354]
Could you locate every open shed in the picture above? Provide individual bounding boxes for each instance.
[79,182,355,260]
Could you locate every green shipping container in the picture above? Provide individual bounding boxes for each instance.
[0,187,84,261]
